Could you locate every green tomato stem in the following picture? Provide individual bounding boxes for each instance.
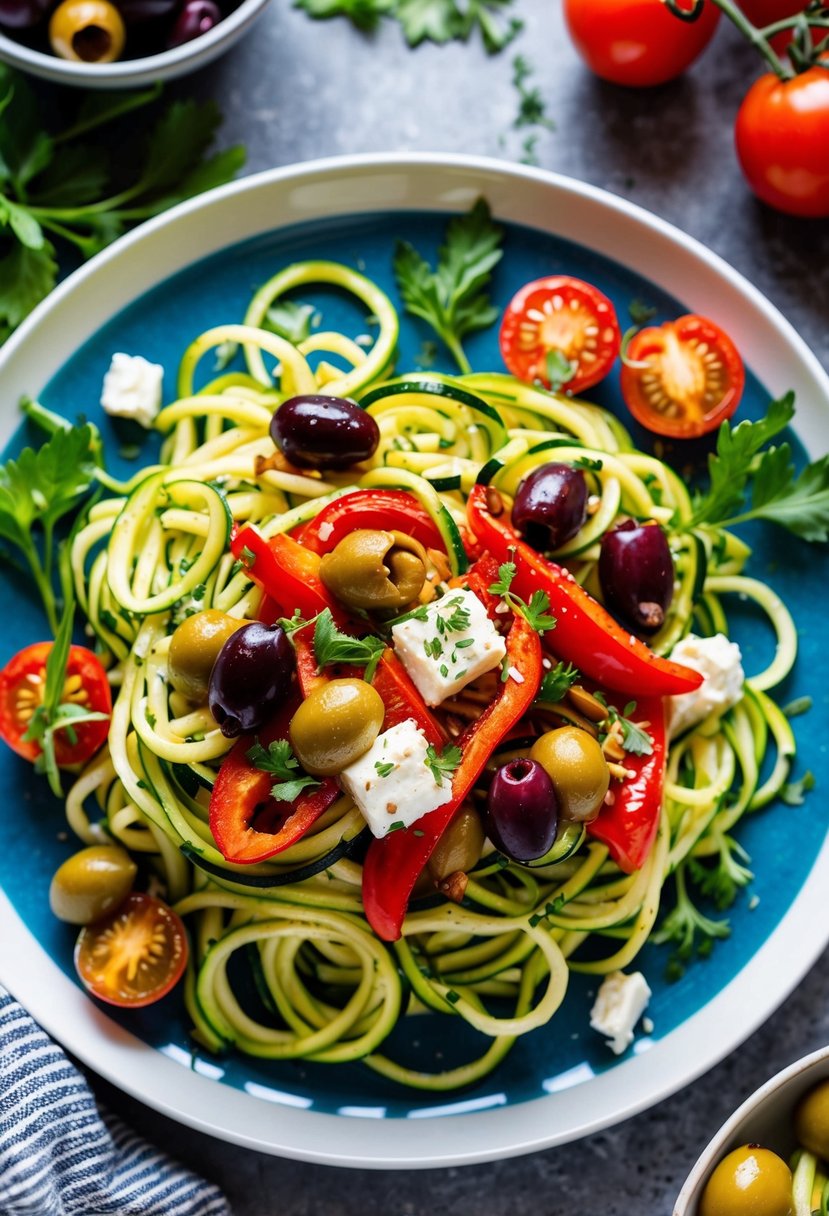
[706,0,793,78]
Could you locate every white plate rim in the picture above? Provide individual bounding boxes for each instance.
[0,152,827,1170]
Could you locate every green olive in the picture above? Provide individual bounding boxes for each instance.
[289,678,385,776]
[529,726,610,823]
[320,529,427,611]
[49,0,126,63]
[49,845,137,925]
[428,805,485,882]
[168,610,249,701]
[699,1145,793,1216]
[794,1078,829,1160]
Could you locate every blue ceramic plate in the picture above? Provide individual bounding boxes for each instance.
[0,156,827,1167]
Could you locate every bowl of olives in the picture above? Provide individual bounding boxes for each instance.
[0,0,270,87]
[674,1045,829,1216]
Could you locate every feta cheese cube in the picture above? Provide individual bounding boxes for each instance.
[338,718,454,839]
[390,589,506,707]
[589,970,652,1056]
[668,633,744,739]
[101,352,164,429]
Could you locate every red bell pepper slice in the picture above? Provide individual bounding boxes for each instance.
[209,699,340,864]
[231,524,351,628]
[466,484,702,698]
[371,649,446,746]
[588,694,667,873]
[361,609,542,942]
[296,489,446,556]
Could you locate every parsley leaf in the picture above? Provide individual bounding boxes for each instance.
[23,586,110,796]
[487,563,556,636]
[393,198,504,374]
[0,423,99,632]
[600,700,654,757]
[686,393,829,542]
[375,760,395,778]
[536,661,580,704]
[512,55,556,131]
[425,742,462,786]
[313,608,385,680]
[0,66,244,341]
[264,299,319,345]
[295,0,393,31]
[488,561,516,596]
[246,738,322,803]
[296,0,520,49]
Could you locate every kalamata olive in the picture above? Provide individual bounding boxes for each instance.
[794,1078,829,1160]
[208,622,294,738]
[49,0,126,61]
[485,758,559,863]
[598,519,675,635]
[289,678,384,776]
[49,845,137,925]
[512,462,588,551]
[320,529,427,611]
[167,0,219,44]
[270,395,380,471]
[168,609,249,702]
[699,1145,793,1216]
[530,727,609,823]
[0,0,50,28]
[116,0,180,24]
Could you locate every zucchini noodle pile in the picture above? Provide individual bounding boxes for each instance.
[64,260,798,1091]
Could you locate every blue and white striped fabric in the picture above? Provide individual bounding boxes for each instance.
[0,988,231,1216]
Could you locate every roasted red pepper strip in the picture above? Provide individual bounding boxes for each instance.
[209,698,340,864]
[362,610,542,942]
[466,484,702,698]
[371,649,446,745]
[588,695,667,873]
[231,524,350,628]
[296,489,446,556]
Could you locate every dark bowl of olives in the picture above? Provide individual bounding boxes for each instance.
[0,0,270,87]
[674,1045,829,1216]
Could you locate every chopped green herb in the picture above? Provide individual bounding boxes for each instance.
[544,349,577,391]
[375,761,395,779]
[424,637,444,659]
[313,608,385,681]
[425,742,462,786]
[782,695,813,718]
[240,545,256,568]
[264,299,318,345]
[628,298,657,326]
[146,711,157,728]
[387,820,406,833]
[246,737,322,803]
[445,989,461,1005]
[573,456,604,472]
[781,770,816,806]
[393,198,504,375]
[537,661,580,704]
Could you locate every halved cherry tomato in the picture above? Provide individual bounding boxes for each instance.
[735,66,829,219]
[563,0,721,88]
[620,314,745,438]
[74,892,188,1008]
[499,276,622,394]
[0,642,111,767]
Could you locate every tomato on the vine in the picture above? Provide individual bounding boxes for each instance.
[0,642,111,767]
[562,0,721,88]
[736,0,813,55]
[735,67,829,218]
[74,893,188,1008]
[499,276,621,394]
[620,314,745,438]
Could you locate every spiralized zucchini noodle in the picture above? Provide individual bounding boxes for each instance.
[65,259,799,1091]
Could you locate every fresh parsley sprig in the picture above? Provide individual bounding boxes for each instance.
[595,694,654,757]
[0,423,100,632]
[295,0,522,53]
[0,66,244,343]
[313,609,386,680]
[393,199,504,375]
[425,742,462,786]
[689,393,829,542]
[246,738,322,803]
[488,561,557,635]
[536,661,580,704]
[22,588,111,796]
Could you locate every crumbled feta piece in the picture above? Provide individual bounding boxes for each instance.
[338,718,454,839]
[390,589,506,707]
[590,970,652,1055]
[668,633,744,739]
[101,352,164,429]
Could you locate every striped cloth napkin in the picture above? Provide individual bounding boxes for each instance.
[0,988,231,1216]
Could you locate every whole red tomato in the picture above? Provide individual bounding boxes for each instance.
[562,0,721,87]
[735,67,829,217]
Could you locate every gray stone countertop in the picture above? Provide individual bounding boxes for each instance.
[90,0,828,1211]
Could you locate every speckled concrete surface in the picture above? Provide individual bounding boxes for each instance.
[86,1,829,1210]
